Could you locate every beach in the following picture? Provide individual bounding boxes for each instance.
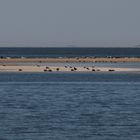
[0,57,140,72]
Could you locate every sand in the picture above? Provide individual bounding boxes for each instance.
[0,57,140,73]
[0,65,139,73]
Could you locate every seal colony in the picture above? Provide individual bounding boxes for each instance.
[0,57,140,72]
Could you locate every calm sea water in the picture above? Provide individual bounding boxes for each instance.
[0,73,140,140]
[0,47,140,58]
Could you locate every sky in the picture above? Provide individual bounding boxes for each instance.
[0,0,140,47]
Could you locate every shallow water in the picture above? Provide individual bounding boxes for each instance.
[0,73,140,140]
[2,62,140,69]
[42,62,140,68]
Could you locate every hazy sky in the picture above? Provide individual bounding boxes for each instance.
[0,0,140,47]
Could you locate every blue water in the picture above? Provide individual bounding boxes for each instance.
[0,47,140,58]
[0,73,140,140]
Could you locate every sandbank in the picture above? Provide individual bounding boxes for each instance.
[0,65,139,73]
[0,57,140,73]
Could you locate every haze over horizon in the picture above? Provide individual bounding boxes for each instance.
[0,0,140,47]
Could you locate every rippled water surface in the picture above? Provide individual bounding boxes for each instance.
[0,73,140,140]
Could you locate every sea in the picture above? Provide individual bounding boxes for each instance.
[0,47,140,140]
[0,47,140,58]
